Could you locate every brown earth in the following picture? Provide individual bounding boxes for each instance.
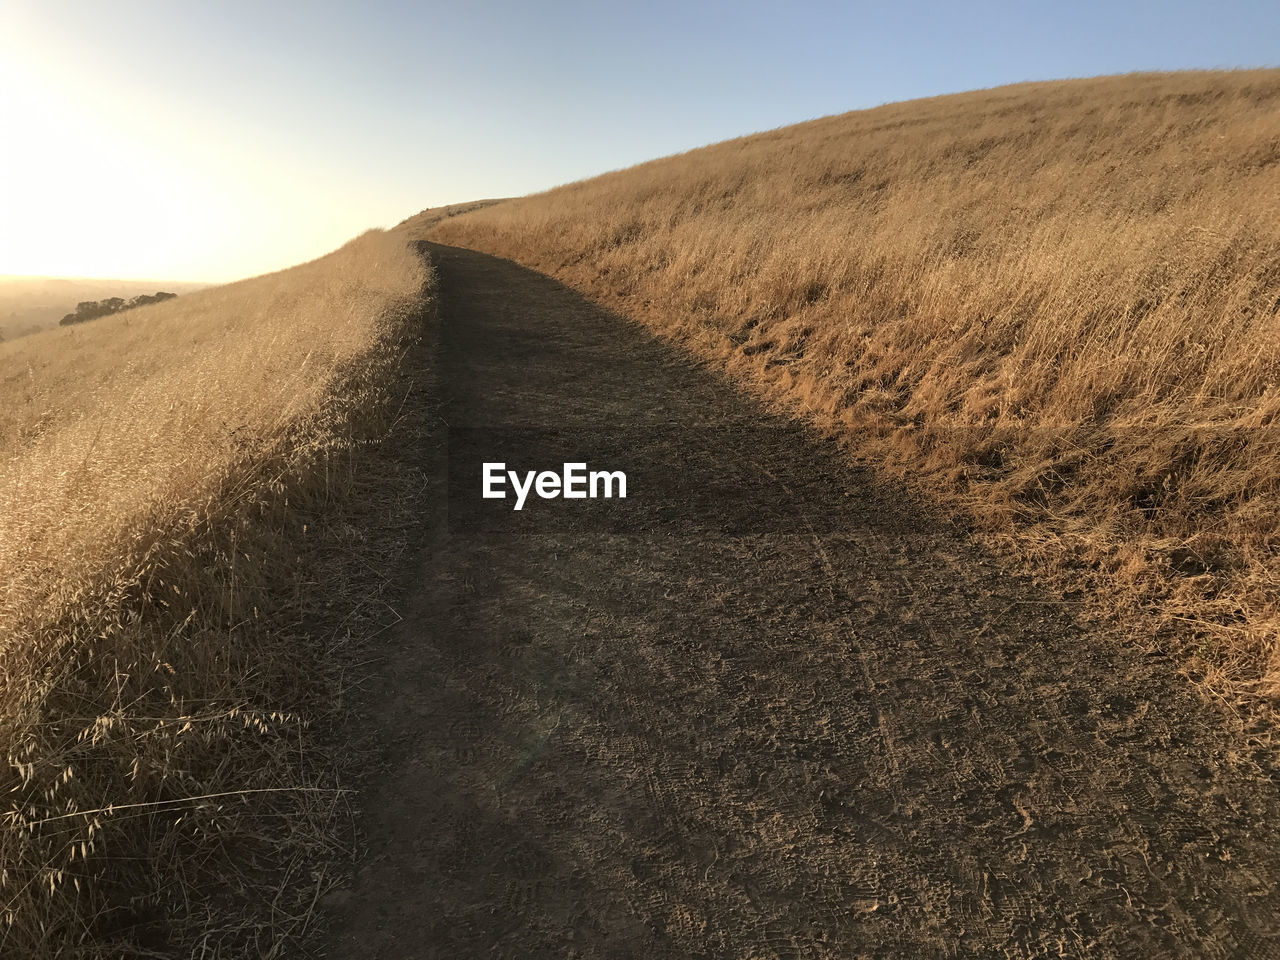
[318,243,1280,959]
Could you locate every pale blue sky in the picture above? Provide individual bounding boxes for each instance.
[2,0,1276,281]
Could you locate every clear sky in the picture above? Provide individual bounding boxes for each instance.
[2,0,1276,283]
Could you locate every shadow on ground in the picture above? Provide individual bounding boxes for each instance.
[321,243,1280,960]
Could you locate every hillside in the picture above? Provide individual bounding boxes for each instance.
[426,69,1280,705]
[8,66,1280,956]
[0,230,428,955]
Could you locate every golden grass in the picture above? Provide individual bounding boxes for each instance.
[0,228,428,954]
[427,70,1280,709]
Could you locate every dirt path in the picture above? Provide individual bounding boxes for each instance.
[321,244,1280,959]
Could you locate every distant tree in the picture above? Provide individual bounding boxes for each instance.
[60,291,178,326]
[127,292,177,309]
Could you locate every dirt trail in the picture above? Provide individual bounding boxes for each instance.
[321,244,1280,959]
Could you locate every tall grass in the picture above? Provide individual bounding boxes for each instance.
[0,228,428,954]
[428,70,1280,706]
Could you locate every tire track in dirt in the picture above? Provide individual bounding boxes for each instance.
[320,243,1280,959]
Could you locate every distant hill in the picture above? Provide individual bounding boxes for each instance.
[0,276,207,341]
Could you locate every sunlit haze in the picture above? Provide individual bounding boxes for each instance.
[2,0,1276,283]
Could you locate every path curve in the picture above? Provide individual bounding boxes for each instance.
[322,243,1280,959]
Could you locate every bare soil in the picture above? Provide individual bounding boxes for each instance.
[319,244,1280,959]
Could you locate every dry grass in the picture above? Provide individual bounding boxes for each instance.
[0,228,429,954]
[428,70,1280,711]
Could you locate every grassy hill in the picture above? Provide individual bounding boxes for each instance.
[426,69,1280,704]
[8,67,1280,952]
[0,230,428,955]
